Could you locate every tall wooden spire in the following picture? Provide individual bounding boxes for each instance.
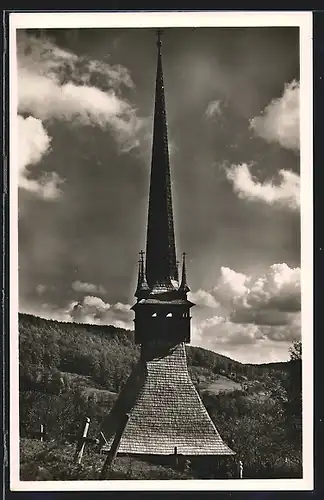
[145,30,178,290]
[101,32,235,461]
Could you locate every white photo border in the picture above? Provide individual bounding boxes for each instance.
[9,10,313,492]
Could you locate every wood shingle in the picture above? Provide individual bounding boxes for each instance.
[101,343,235,456]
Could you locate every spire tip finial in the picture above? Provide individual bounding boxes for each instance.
[135,250,149,297]
[156,29,163,48]
[179,251,190,293]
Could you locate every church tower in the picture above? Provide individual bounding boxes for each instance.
[101,31,235,459]
[133,32,193,351]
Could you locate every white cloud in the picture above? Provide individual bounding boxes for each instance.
[214,264,300,316]
[114,302,132,313]
[188,289,219,308]
[86,59,134,89]
[191,263,301,355]
[18,115,63,199]
[192,317,266,347]
[204,99,222,119]
[225,163,300,210]
[17,32,143,152]
[17,32,134,90]
[192,315,224,338]
[67,295,133,330]
[18,115,51,167]
[71,280,107,295]
[247,263,300,312]
[250,80,299,151]
[39,295,133,330]
[192,315,300,361]
[213,266,250,309]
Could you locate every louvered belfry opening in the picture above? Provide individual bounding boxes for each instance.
[101,30,235,460]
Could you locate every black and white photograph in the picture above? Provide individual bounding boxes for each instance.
[9,11,313,491]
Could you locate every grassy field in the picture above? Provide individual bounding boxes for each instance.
[20,438,193,480]
[203,375,242,395]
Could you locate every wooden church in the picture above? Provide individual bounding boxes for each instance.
[100,31,235,463]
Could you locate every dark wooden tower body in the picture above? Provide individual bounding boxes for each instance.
[101,33,235,458]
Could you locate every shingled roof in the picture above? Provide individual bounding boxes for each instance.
[101,343,235,456]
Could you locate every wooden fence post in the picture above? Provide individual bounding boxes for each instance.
[238,460,243,479]
[40,424,44,442]
[74,417,90,464]
[100,413,129,479]
[99,431,108,454]
[174,446,179,468]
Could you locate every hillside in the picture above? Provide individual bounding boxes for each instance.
[19,312,288,386]
[18,313,291,437]
[18,313,301,480]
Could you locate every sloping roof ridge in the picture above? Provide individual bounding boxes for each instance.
[100,360,146,440]
[181,345,234,454]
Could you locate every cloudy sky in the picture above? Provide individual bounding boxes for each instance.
[16,26,301,364]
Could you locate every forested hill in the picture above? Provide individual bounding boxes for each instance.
[18,313,301,481]
[19,312,289,394]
